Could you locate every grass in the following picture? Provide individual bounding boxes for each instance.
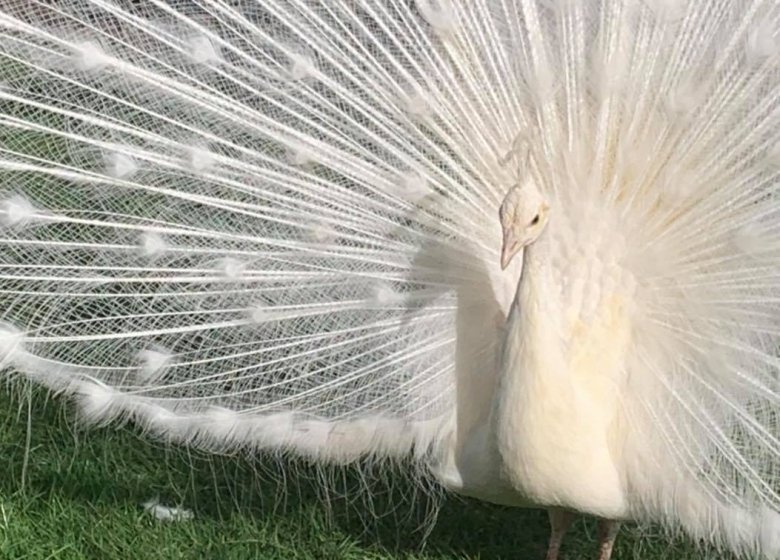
[0,384,739,560]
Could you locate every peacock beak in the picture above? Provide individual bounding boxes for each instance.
[500,232,521,270]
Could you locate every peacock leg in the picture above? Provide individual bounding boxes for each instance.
[595,519,621,560]
[545,508,575,560]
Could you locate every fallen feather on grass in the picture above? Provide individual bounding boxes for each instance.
[142,499,194,522]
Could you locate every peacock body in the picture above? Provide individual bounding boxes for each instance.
[0,0,778,558]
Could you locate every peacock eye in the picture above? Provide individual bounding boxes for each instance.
[530,214,540,226]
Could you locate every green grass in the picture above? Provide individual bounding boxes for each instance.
[0,384,735,560]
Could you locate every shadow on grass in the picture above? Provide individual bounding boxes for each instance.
[0,384,726,560]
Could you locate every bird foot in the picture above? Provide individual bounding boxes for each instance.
[544,512,620,560]
[596,519,621,560]
[545,509,575,560]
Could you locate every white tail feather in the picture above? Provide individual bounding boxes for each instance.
[72,377,449,465]
[0,1,777,557]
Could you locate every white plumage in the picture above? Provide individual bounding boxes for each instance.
[0,1,778,558]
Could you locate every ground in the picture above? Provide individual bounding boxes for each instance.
[0,385,734,560]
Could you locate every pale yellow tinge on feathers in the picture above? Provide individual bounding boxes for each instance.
[568,293,632,421]
[496,253,634,520]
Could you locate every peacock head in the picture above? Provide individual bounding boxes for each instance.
[498,180,550,270]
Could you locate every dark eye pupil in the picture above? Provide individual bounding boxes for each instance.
[530,214,540,225]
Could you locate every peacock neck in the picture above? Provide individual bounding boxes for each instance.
[491,228,631,514]
[510,234,565,372]
[492,231,570,479]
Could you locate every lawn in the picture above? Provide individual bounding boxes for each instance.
[0,384,737,560]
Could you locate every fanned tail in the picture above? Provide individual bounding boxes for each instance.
[558,1,780,555]
[664,482,780,557]
[0,1,521,463]
[0,1,778,557]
